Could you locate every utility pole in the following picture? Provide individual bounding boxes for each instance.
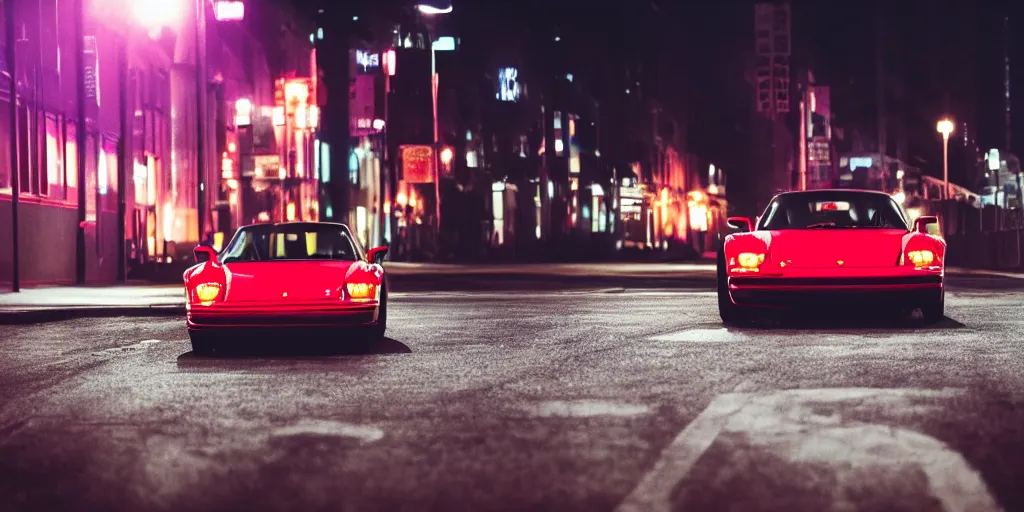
[74,0,87,284]
[798,82,807,191]
[5,0,19,291]
[875,2,887,172]
[195,0,208,242]
[117,39,130,282]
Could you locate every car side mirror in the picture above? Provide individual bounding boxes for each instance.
[194,245,218,264]
[914,216,939,234]
[726,217,753,233]
[367,246,389,265]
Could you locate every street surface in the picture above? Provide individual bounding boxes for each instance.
[1,273,1024,511]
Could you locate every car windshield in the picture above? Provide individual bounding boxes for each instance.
[219,224,361,263]
[758,192,908,231]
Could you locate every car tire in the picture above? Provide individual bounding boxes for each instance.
[921,289,945,324]
[189,331,216,355]
[366,285,388,341]
[717,250,749,325]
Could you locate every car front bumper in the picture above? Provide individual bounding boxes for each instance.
[187,300,380,330]
[728,270,942,309]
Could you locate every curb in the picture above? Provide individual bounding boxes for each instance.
[0,305,185,325]
[945,268,1024,279]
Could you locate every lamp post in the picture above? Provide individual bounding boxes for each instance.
[5,0,18,292]
[937,118,954,200]
[416,3,451,250]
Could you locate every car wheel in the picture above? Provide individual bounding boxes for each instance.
[717,251,749,325]
[921,289,945,324]
[189,331,216,355]
[366,285,388,341]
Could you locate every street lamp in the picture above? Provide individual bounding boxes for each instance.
[415,3,452,246]
[937,118,954,200]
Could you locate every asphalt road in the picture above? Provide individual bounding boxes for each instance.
[1,275,1024,511]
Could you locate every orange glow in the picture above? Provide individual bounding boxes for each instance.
[228,142,237,152]
[936,118,954,137]
[397,191,408,206]
[346,282,377,300]
[285,81,310,103]
[308,105,320,128]
[234,98,252,126]
[286,203,296,221]
[440,147,453,165]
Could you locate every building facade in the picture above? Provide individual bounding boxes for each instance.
[0,0,320,287]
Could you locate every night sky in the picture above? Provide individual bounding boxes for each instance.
[290,0,1024,188]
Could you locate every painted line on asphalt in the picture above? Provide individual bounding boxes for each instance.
[617,388,1000,512]
[269,420,384,443]
[650,327,747,343]
[531,400,652,418]
[390,288,629,299]
[615,392,752,512]
[92,338,163,357]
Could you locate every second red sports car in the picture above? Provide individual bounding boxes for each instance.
[183,222,388,354]
[717,189,946,324]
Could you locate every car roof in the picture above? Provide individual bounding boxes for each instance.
[238,221,351,230]
[774,188,892,198]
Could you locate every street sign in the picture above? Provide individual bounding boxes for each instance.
[401,145,435,184]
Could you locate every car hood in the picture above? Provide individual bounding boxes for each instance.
[222,261,363,302]
[765,229,908,268]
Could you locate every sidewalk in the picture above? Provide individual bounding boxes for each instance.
[0,285,185,324]
[383,262,717,277]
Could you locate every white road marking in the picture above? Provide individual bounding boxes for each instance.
[616,393,752,512]
[91,339,163,356]
[269,420,384,443]
[532,400,651,418]
[389,289,712,300]
[616,388,1001,512]
[650,328,747,343]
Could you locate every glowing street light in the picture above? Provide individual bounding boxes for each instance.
[936,118,955,200]
[416,3,453,14]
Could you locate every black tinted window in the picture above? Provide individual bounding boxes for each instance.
[759,192,908,230]
[221,224,359,263]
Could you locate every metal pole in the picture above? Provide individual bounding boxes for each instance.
[194,0,207,242]
[382,72,390,248]
[117,38,130,282]
[74,0,87,284]
[5,0,19,292]
[942,135,949,200]
[431,43,441,245]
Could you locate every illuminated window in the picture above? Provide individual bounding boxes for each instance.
[45,115,64,199]
[65,121,78,192]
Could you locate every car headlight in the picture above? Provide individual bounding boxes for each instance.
[346,282,377,300]
[194,283,222,304]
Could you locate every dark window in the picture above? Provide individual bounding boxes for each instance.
[221,223,361,263]
[759,191,908,231]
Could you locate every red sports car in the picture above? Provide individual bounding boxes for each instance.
[183,222,389,353]
[717,189,946,324]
